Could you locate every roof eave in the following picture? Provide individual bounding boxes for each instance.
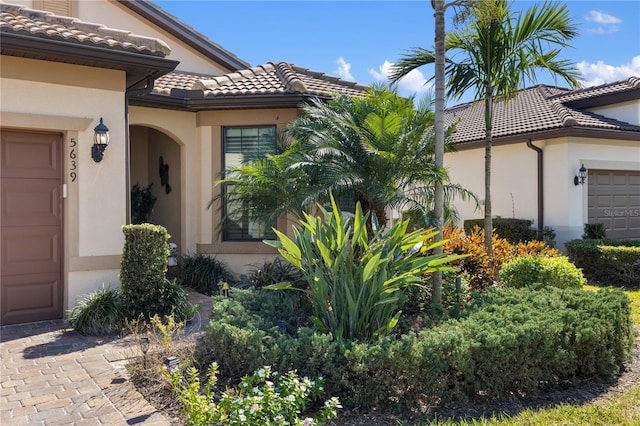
[453,127,640,150]
[564,90,640,109]
[130,92,328,111]
[117,0,250,72]
[1,32,179,89]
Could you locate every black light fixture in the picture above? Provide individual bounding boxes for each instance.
[574,164,587,186]
[164,356,180,373]
[139,336,150,369]
[92,117,110,162]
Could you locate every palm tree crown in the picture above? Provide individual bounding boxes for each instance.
[392,0,580,253]
[212,85,476,236]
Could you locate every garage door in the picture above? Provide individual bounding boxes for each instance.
[1,130,63,325]
[587,169,640,240]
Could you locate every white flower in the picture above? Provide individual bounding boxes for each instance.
[253,387,259,393]
[257,368,266,378]
[239,414,246,422]
[287,394,296,402]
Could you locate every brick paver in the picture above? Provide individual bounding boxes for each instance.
[0,320,170,425]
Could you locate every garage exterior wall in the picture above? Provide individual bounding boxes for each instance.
[445,135,640,249]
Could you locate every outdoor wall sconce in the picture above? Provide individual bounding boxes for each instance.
[92,117,110,162]
[574,164,587,186]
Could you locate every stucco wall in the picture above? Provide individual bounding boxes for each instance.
[194,108,299,276]
[129,106,197,254]
[588,100,640,126]
[445,136,640,250]
[75,0,233,75]
[1,55,127,309]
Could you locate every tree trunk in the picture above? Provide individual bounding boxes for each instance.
[484,88,493,255]
[431,0,446,306]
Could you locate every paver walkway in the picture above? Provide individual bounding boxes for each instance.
[0,291,213,425]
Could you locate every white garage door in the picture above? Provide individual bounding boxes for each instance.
[587,170,640,240]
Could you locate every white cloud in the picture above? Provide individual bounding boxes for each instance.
[577,56,640,87]
[334,57,355,82]
[585,10,621,25]
[368,60,432,94]
[585,10,621,34]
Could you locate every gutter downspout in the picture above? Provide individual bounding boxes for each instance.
[526,139,543,239]
[124,78,155,224]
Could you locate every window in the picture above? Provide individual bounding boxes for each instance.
[223,126,277,241]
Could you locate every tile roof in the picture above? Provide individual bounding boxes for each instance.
[0,2,170,57]
[153,62,366,98]
[445,77,640,145]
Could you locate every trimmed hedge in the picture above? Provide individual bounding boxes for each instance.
[498,255,586,289]
[120,224,193,320]
[463,218,537,243]
[195,287,633,412]
[565,239,640,287]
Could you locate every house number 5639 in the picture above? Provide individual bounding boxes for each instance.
[69,138,77,182]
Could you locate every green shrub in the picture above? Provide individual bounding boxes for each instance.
[265,195,463,342]
[165,363,340,425]
[131,183,157,225]
[499,256,586,289]
[177,253,236,295]
[196,287,633,412]
[463,218,537,243]
[443,226,558,290]
[242,258,306,290]
[609,239,640,247]
[565,239,640,287]
[583,223,607,240]
[121,224,196,320]
[67,287,123,335]
[599,246,640,287]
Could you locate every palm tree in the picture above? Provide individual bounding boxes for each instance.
[212,85,476,237]
[391,0,469,305]
[391,0,580,254]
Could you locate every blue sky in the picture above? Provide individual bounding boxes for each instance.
[154,0,640,105]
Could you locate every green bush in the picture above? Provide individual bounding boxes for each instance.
[121,224,195,320]
[565,239,640,287]
[165,363,340,425]
[67,287,123,335]
[498,255,586,289]
[265,195,463,342]
[176,253,236,295]
[583,223,607,240]
[131,183,157,225]
[463,218,537,243]
[242,258,306,290]
[196,287,633,412]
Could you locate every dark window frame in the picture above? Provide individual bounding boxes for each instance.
[221,125,277,242]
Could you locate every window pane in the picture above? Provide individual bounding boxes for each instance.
[223,126,277,241]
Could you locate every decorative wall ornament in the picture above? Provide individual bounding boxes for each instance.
[159,156,172,194]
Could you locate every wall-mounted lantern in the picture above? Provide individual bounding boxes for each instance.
[92,117,110,162]
[574,164,587,186]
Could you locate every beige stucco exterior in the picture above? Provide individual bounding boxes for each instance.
[445,99,640,249]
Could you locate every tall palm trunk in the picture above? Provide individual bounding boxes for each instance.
[483,87,493,254]
[431,0,446,306]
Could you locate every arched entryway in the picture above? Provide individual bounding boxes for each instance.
[130,126,182,250]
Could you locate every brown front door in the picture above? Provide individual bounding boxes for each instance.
[1,130,63,325]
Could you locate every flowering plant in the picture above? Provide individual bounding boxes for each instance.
[165,363,340,425]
